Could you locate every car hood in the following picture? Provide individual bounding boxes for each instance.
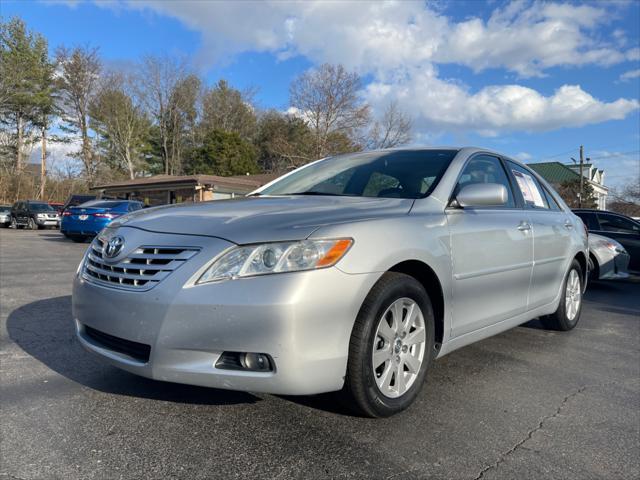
[110,196,414,244]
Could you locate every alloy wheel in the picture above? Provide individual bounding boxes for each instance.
[565,269,581,321]
[372,297,426,398]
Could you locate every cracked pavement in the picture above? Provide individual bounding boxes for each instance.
[1,229,639,480]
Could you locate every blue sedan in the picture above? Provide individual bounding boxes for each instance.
[61,200,143,242]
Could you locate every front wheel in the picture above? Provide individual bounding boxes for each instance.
[28,218,37,230]
[342,272,435,417]
[541,259,584,331]
[70,235,87,243]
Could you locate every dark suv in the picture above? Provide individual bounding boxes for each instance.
[573,209,640,271]
[10,201,61,230]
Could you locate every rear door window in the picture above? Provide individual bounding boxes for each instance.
[541,186,561,211]
[508,162,549,209]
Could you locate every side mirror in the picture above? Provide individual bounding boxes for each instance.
[456,183,508,207]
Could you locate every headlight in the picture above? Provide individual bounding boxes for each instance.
[197,238,353,284]
[599,240,626,254]
[36,213,46,218]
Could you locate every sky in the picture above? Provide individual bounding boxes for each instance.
[4,0,640,190]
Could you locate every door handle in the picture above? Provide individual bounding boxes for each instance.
[517,221,532,232]
[564,221,574,229]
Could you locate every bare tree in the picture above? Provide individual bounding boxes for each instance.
[367,101,412,150]
[135,55,191,175]
[608,178,640,216]
[56,46,101,184]
[289,64,369,159]
[90,72,149,179]
[167,74,200,175]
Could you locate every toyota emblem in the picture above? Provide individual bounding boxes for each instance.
[104,235,125,259]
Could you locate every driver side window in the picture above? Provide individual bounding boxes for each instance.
[455,155,515,208]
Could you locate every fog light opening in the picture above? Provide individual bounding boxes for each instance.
[215,351,274,372]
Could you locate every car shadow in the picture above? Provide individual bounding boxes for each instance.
[6,296,260,406]
[37,232,82,243]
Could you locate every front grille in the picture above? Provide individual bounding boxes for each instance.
[82,237,199,291]
[84,325,151,362]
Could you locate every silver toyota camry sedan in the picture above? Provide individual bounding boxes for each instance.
[73,147,588,417]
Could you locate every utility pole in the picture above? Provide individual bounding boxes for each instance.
[579,145,584,208]
[40,125,46,200]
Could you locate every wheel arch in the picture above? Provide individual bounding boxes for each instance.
[574,250,588,287]
[388,260,445,349]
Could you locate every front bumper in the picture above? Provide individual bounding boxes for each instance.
[598,251,631,280]
[72,228,380,395]
[36,217,59,227]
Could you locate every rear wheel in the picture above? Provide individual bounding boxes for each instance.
[342,272,435,417]
[10,217,17,229]
[541,259,583,331]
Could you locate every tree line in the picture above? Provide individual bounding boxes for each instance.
[0,17,412,202]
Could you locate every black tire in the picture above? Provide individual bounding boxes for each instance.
[10,217,18,229]
[28,218,37,230]
[541,259,584,331]
[70,235,87,243]
[342,272,435,418]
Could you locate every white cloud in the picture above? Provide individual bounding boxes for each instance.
[515,152,532,161]
[365,67,638,135]
[124,0,634,77]
[110,0,639,135]
[620,69,640,82]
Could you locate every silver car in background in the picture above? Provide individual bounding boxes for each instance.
[588,233,630,280]
[72,147,588,417]
[0,205,11,227]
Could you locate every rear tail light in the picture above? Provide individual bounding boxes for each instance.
[62,211,71,216]
[93,213,120,219]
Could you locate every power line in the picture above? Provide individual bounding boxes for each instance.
[534,146,640,163]
[587,150,640,161]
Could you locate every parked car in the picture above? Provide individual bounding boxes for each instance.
[73,147,588,417]
[62,194,97,213]
[10,200,60,229]
[61,200,143,242]
[573,209,640,271]
[588,233,630,280]
[0,205,11,227]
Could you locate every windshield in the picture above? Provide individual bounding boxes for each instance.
[29,203,55,212]
[259,149,458,199]
[0,207,10,213]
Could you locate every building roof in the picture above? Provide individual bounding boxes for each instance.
[527,162,581,184]
[228,173,280,185]
[91,173,279,192]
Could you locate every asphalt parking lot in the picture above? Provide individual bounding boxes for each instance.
[1,228,639,480]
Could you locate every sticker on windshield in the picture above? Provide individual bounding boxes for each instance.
[512,170,545,207]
